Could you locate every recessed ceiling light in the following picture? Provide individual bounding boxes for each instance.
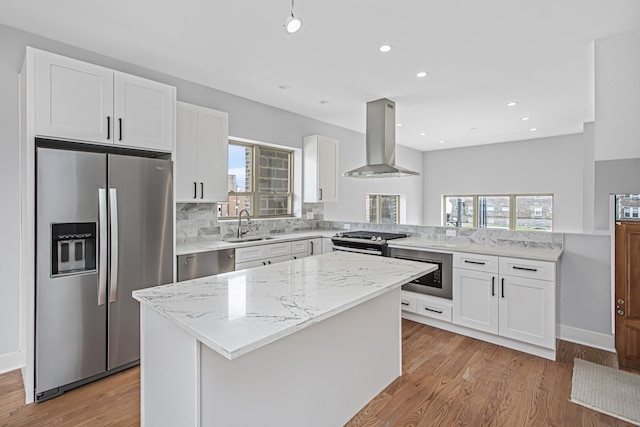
[506,101,518,107]
[278,84,290,90]
[439,140,445,144]
[522,117,530,121]
[396,123,403,127]
[379,44,392,53]
[420,132,426,136]
[470,127,479,130]
[529,128,537,131]
[318,100,329,104]
[416,71,428,78]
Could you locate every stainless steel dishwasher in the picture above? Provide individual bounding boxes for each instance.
[177,249,236,281]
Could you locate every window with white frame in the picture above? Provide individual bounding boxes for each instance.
[366,194,400,224]
[443,194,553,231]
[219,141,293,218]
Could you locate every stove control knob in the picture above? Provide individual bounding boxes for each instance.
[371,236,377,241]
[377,237,383,242]
[336,232,343,238]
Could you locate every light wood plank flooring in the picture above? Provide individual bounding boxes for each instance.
[0,320,631,426]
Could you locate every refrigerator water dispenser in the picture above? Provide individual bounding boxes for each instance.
[51,222,97,276]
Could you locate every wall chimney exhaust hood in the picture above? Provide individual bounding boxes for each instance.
[343,98,420,178]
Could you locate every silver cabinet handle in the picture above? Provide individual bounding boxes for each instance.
[98,189,108,306]
[109,188,119,303]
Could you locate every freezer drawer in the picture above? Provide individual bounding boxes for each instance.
[178,249,236,281]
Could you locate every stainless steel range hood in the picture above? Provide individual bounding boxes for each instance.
[344,98,420,178]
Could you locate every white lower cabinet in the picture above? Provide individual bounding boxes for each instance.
[401,291,452,323]
[453,268,498,334]
[452,253,556,350]
[498,274,555,349]
[235,238,324,269]
[307,238,322,256]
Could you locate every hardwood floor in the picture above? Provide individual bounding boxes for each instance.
[0,320,631,426]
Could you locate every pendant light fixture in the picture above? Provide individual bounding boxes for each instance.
[284,0,303,34]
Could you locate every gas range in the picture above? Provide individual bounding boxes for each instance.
[331,230,407,256]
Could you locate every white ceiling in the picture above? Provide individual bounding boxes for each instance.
[2,0,639,151]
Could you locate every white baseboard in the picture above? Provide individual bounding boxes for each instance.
[557,324,616,352]
[0,351,23,375]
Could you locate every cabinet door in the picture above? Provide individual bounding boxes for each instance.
[114,72,174,152]
[291,240,308,259]
[303,135,338,203]
[317,136,338,202]
[498,275,555,349]
[196,107,228,202]
[307,238,322,256]
[452,269,498,334]
[176,103,198,201]
[34,50,113,143]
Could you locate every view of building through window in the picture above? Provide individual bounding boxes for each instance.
[219,141,293,218]
[444,194,553,231]
[366,194,400,224]
[616,194,640,220]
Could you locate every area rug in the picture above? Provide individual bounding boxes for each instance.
[571,358,640,426]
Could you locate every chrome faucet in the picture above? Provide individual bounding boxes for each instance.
[237,209,251,238]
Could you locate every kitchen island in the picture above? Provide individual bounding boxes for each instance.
[133,251,436,427]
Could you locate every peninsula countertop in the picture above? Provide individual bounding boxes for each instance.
[388,237,563,262]
[133,251,436,360]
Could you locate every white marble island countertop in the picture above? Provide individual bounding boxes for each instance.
[133,251,435,360]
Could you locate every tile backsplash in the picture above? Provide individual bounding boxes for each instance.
[177,203,562,249]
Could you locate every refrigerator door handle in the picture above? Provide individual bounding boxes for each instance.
[109,188,119,303]
[98,189,108,306]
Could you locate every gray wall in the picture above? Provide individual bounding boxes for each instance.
[594,158,640,230]
[0,23,425,362]
[559,234,612,335]
[421,133,585,232]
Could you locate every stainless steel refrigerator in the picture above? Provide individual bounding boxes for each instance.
[35,144,173,402]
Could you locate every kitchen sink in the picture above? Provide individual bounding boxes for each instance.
[224,236,274,243]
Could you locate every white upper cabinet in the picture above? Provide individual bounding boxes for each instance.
[303,135,338,203]
[113,72,174,151]
[34,50,113,143]
[32,48,175,152]
[176,102,229,202]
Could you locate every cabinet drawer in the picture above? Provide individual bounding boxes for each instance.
[235,245,268,263]
[416,298,452,322]
[291,240,308,255]
[453,252,499,273]
[400,292,416,313]
[265,242,291,258]
[499,257,555,281]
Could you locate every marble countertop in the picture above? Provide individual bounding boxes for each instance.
[133,251,435,360]
[388,237,563,262]
[176,230,338,256]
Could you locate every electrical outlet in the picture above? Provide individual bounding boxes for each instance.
[306,212,314,220]
[445,229,456,237]
[343,224,351,230]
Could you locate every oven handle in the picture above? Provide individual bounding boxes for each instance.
[332,245,382,256]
